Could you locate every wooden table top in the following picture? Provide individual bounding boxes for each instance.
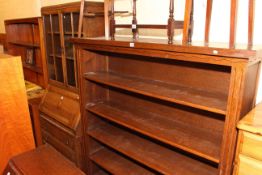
[9,144,85,175]
[238,102,262,135]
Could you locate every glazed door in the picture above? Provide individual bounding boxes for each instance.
[43,14,64,84]
[61,12,80,88]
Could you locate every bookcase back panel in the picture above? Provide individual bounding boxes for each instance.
[109,87,225,133]
[6,24,34,43]
[108,53,231,95]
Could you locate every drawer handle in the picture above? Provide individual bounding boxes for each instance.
[6,172,10,175]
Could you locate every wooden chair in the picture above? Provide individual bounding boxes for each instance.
[108,0,194,44]
[204,0,255,48]
[78,0,105,38]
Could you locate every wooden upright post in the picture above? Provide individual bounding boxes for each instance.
[78,0,85,38]
[229,0,238,48]
[248,0,255,48]
[183,0,193,44]
[110,0,115,40]
[205,0,213,44]
[167,0,175,44]
[132,0,138,40]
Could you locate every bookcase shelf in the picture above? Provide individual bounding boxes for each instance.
[22,62,43,74]
[87,101,221,163]
[88,121,218,175]
[84,71,228,115]
[5,17,48,87]
[73,37,261,175]
[8,41,40,48]
[90,148,154,175]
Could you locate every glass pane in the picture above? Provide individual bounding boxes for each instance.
[52,14,59,33]
[66,59,76,86]
[56,57,64,82]
[63,12,76,87]
[73,12,80,36]
[63,13,72,35]
[44,15,55,80]
[53,35,62,56]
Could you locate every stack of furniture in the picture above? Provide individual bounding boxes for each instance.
[5,18,48,88]
[233,102,262,175]
[71,0,261,175]
[39,1,104,170]
[0,54,35,174]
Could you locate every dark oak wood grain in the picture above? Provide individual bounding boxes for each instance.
[74,36,261,175]
[87,101,222,163]
[88,122,218,175]
[84,71,227,115]
[90,148,154,175]
[5,17,48,88]
[4,144,84,175]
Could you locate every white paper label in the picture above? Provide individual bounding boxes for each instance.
[132,24,137,29]
[213,50,218,54]
[130,43,135,47]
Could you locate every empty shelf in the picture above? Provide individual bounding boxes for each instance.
[88,123,218,175]
[90,148,154,175]
[87,102,221,163]
[84,72,227,115]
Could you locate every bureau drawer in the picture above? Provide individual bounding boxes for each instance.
[40,114,76,150]
[237,154,262,175]
[239,131,262,161]
[41,130,76,162]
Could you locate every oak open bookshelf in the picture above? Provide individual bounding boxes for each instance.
[5,17,48,87]
[73,36,261,175]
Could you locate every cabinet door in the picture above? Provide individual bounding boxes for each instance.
[62,12,79,87]
[43,14,64,83]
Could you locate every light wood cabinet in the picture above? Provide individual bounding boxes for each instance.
[234,102,262,175]
[0,54,35,174]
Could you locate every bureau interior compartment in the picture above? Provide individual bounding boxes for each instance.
[81,49,232,175]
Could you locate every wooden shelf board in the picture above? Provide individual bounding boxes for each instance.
[22,62,43,74]
[88,123,218,175]
[94,171,109,175]
[84,72,227,115]
[48,31,80,35]
[66,56,74,60]
[87,102,221,163]
[90,148,154,175]
[8,41,40,48]
[49,54,62,58]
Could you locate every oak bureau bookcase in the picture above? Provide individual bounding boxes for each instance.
[39,2,104,171]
